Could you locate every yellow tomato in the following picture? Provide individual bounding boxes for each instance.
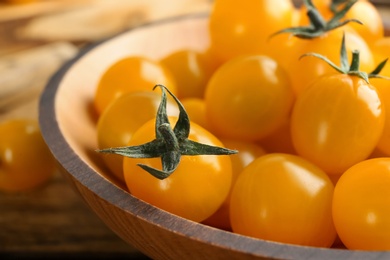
[291,74,384,174]
[123,117,233,222]
[205,55,294,141]
[160,50,216,99]
[283,27,374,96]
[209,0,296,63]
[181,97,210,131]
[203,139,266,230]
[230,153,336,247]
[257,117,297,154]
[333,158,390,250]
[0,119,56,192]
[344,0,384,43]
[370,38,390,155]
[93,56,177,115]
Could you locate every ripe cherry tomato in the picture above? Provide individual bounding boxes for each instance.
[274,0,375,96]
[333,157,390,250]
[0,119,56,192]
[291,74,384,174]
[160,49,216,99]
[181,97,210,131]
[257,117,297,154]
[202,139,266,230]
[205,55,294,142]
[123,116,233,222]
[371,36,390,64]
[344,0,384,43]
[97,91,179,181]
[208,0,295,63]
[93,56,177,115]
[283,28,373,95]
[230,153,336,247]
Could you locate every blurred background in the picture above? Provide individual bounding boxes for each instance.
[0,0,389,259]
[0,1,211,259]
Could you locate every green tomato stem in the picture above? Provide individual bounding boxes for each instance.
[158,123,180,153]
[307,8,327,31]
[349,51,360,72]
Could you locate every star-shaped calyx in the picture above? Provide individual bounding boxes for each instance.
[300,33,389,83]
[98,84,238,180]
[271,0,361,39]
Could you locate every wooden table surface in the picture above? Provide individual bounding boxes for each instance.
[0,1,389,259]
[0,172,150,259]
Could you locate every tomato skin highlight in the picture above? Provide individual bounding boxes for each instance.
[230,153,336,247]
[208,0,295,63]
[160,50,216,99]
[291,74,385,174]
[205,55,294,142]
[332,158,390,250]
[123,117,232,223]
[0,119,56,192]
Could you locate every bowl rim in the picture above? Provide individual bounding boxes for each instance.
[39,13,390,259]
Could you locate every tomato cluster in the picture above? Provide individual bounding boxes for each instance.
[93,0,390,251]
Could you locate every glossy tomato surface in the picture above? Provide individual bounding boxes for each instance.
[291,74,384,174]
[370,38,390,156]
[93,56,177,115]
[160,49,216,99]
[209,0,295,63]
[181,97,210,131]
[333,157,390,250]
[203,139,266,230]
[205,55,294,142]
[123,117,233,223]
[230,153,336,247]
[0,119,56,192]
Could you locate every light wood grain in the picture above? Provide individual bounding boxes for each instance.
[16,0,212,42]
[0,0,93,22]
[0,172,144,256]
[0,42,78,123]
[39,15,390,259]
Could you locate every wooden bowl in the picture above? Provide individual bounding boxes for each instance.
[39,14,390,259]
